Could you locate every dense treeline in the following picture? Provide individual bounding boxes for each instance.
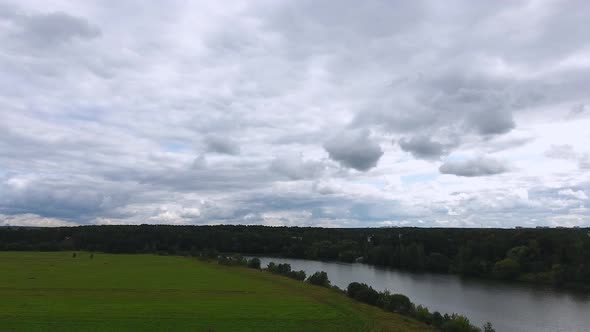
[1,225,589,286]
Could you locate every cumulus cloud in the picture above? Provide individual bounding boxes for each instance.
[0,174,130,220]
[204,135,240,155]
[270,155,326,180]
[469,109,515,136]
[0,213,77,227]
[324,129,383,171]
[1,7,100,50]
[558,189,588,200]
[568,104,587,119]
[0,1,589,227]
[398,136,453,160]
[439,156,509,177]
[191,154,207,169]
[545,145,578,161]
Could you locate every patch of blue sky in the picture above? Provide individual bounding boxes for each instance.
[163,142,189,153]
[401,172,439,185]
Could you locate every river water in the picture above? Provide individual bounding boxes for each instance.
[251,256,590,332]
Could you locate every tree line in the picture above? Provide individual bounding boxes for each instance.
[213,253,495,332]
[1,224,588,286]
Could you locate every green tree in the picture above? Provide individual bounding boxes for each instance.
[247,257,261,269]
[414,305,432,324]
[483,322,496,332]
[442,314,478,332]
[307,271,330,287]
[493,258,520,279]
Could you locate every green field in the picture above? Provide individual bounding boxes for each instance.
[0,252,432,331]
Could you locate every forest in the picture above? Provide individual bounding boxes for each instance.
[1,225,589,287]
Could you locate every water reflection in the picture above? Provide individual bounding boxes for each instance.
[250,257,590,332]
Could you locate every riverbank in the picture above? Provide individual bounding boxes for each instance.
[250,255,590,332]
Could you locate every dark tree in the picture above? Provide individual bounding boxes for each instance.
[307,271,330,287]
[483,322,496,332]
[247,257,261,269]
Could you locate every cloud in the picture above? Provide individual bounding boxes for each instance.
[439,156,509,177]
[398,136,453,160]
[0,174,130,220]
[545,144,578,160]
[191,154,207,169]
[324,129,383,171]
[568,104,588,119]
[1,8,100,50]
[270,155,326,180]
[558,189,588,200]
[0,1,589,227]
[204,135,240,155]
[0,213,77,227]
[469,109,515,136]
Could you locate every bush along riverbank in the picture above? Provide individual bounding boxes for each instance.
[212,254,495,332]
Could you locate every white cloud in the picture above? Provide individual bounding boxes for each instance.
[558,189,589,200]
[0,1,589,227]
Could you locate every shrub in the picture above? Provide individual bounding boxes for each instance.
[247,257,261,269]
[482,322,496,332]
[288,270,306,281]
[388,293,413,314]
[265,262,305,281]
[493,258,520,279]
[414,305,432,324]
[431,311,444,328]
[442,314,479,332]
[307,271,330,287]
[346,282,379,306]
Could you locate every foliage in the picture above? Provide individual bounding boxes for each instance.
[414,305,432,325]
[265,262,306,281]
[431,311,444,328]
[347,282,379,306]
[1,225,588,286]
[247,257,261,269]
[441,314,480,332]
[493,258,520,279]
[307,271,331,287]
[345,282,491,332]
[482,321,496,332]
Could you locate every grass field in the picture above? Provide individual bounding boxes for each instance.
[0,252,432,331]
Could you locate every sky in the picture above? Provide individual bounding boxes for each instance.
[1,0,589,228]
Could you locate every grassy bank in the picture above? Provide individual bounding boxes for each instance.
[0,252,432,331]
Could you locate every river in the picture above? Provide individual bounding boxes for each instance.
[251,256,590,332]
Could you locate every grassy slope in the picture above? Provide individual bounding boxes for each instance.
[0,252,432,332]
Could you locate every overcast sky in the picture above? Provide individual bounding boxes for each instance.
[1,0,589,228]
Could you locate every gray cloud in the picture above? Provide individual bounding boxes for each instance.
[270,155,326,180]
[204,135,241,155]
[579,155,590,170]
[398,136,452,160]
[568,104,588,119]
[0,1,588,227]
[545,145,578,161]
[1,8,100,50]
[468,109,515,136]
[324,130,383,171]
[439,156,509,177]
[0,175,131,220]
[191,154,207,169]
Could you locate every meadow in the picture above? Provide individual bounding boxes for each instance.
[0,252,431,331]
